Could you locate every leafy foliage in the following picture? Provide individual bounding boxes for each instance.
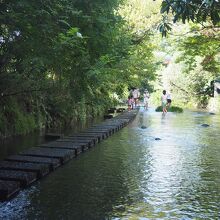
[0,0,159,137]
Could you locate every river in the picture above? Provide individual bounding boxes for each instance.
[0,108,219,219]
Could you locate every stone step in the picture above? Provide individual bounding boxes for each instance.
[0,161,50,178]
[69,134,103,142]
[20,148,75,164]
[64,136,99,145]
[0,170,37,187]
[80,132,108,139]
[56,139,93,147]
[5,155,60,171]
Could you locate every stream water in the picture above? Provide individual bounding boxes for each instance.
[0,108,219,219]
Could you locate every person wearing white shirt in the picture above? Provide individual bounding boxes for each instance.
[143,90,150,109]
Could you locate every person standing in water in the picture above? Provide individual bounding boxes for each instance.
[161,90,167,114]
[132,88,140,108]
[143,90,150,109]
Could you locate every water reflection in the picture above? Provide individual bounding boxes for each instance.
[0,108,220,219]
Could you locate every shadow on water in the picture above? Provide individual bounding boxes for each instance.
[0,116,103,161]
[0,107,220,219]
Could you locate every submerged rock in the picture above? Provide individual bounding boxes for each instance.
[155,137,161,140]
[201,124,210,127]
[141,126,147,129]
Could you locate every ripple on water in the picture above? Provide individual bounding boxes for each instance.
[0,110,220,219]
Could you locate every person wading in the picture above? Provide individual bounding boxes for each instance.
[161,90,168,114]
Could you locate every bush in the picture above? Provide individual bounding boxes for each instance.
[155,106,183,113]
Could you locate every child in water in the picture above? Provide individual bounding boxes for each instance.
[161,90,167,114]
[127,95,134,111]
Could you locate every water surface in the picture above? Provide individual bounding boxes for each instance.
[0,108,219,219]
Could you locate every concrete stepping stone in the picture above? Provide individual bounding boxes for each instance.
[20,148,75,164]
[0,161,50,178]
[80,132,107,139]
[70,134,103,142]
[56,139,93,148]
[0,180,20,201]
[38,142,84,155]
[64,136,99,145]
[0,170,37,187]
[92,125,119,132]
[5,155,60,171]
[86,128,113,136]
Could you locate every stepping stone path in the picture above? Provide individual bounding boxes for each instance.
[0,109,138,201]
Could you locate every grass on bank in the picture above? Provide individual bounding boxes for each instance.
[155,106,183,113]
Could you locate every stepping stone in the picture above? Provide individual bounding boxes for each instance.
[80,132,107,139]
[0,180,20,201]
[56,139,93,147]
[86,128,113,135]
[20,148,75,164]
[6,155,60,171]
[0,161,50,178]
[70,134,103,142]
[65,136,98,145]
[0,170,37,187]
[92,125,119,132]
[38,142,84,155]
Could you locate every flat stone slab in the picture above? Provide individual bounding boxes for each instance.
[0,170,37,187]
[20,148,75,164]
[80,132,107,139]
[85,128,113,136]
[0,180,20,201]
[69,134,103,142]
[38,142,84,155]
[56,139,93,147]
[6,155,60,171]
[0,161,50,178]
[91,125,119,132]
[64,136,98,145]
